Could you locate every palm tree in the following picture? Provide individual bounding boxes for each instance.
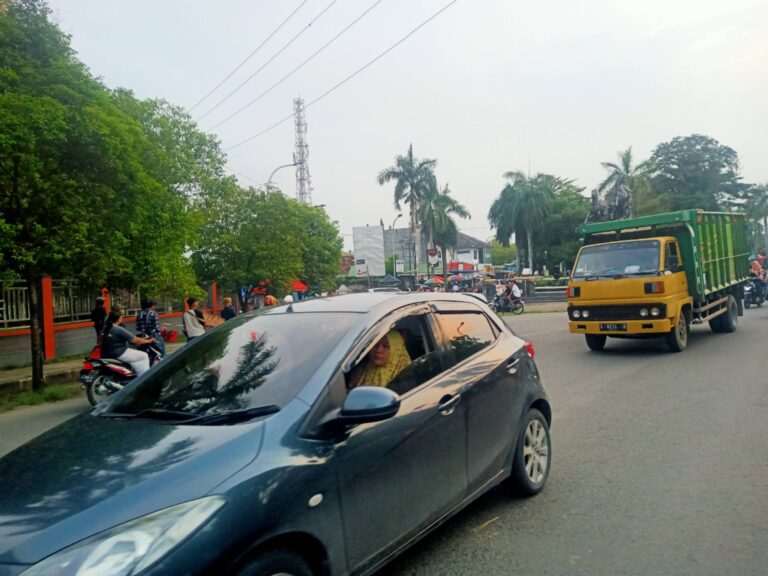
[598,147,653,216]
[488,171,556,272]
[419,183,471,276]
[378,144,437,274]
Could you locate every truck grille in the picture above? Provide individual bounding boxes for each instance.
[568,304,667,321]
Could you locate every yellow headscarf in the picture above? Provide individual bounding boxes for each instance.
[349,330,411,388]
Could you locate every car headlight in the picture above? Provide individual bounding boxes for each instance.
[22,496,226,576]
[572,309,581,319]
[650,307,660,317]
[639,308,649,317]
[581,309,590,319]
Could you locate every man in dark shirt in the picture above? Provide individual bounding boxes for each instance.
[220,297,237,321]
[136,300,164,356]
[90,297,107,344]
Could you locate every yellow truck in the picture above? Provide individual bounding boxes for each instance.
[567,210,750,352]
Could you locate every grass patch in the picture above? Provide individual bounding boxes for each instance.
[0,384,80,414]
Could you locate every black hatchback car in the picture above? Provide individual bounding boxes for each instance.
[0,293,551,576]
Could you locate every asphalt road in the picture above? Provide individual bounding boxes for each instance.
[1,309,766,575]
[380,309,768,576]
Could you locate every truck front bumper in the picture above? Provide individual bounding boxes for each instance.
[568,318,674,336]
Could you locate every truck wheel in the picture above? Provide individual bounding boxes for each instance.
[720,295,738,333]
[665,314,688,352]
[585,334,607,351]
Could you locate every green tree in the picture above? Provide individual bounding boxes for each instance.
[488,172,562,272]
[490,240,517,266]
[533,182,588,273]
[649,134,748,211]
[418,182,470,276]
[744,184,768,256]
[377,144,437,272]
[598,146,653,217]
[192,187,341,303]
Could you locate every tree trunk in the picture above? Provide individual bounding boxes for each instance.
[527,229,534,272]
[514,233,521,275]
[26,269,45,392]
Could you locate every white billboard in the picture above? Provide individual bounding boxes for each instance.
[353,226,386,276]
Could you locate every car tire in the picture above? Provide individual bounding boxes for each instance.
[506,409,551,497]
[236,549,314,576]
[665,314,688,352]
[585,334,607,351]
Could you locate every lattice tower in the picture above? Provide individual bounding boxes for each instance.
[293,97,312,204]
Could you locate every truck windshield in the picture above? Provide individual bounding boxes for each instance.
[573,240,661,279]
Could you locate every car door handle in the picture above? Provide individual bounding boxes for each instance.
[438,394,461,416]
[506,358,520,374]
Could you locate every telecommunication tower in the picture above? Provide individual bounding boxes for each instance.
[293,97,312,204]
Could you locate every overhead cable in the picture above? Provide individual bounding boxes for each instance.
[188,0,310,113]
[197,0,341,122]
[209,0,386,131]
[225,0,459,152]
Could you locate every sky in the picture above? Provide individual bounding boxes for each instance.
[48,0,768,249]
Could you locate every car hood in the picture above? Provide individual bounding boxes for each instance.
[0,412,264,564]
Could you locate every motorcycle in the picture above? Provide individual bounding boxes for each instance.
[80,337,163,405]
[744,278,765,309]
[492,294,525,315]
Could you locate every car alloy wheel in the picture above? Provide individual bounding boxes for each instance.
[523,418,549,485]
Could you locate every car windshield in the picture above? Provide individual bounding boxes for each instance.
[106,312,358,418]
[572,240,661,279]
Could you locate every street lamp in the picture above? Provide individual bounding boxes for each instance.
[265,161,300,193]
[391,213,403,277]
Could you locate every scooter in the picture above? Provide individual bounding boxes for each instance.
[492,294,525,315]
[744,278,765,309]
[80,337,162,405]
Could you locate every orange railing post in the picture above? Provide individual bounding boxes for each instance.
[211,282,218,317]
[41,275,55,360]
[101,286,111,312]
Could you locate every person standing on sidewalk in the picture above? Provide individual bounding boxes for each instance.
[136,299,165,356]
[220,297,237,321]
[183,297,207,342]
[90,297,107,345]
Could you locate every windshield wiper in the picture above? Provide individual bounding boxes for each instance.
[185,405,280,426]
[99,408,198,421]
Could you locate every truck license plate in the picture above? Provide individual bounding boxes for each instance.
[600,323,627,332]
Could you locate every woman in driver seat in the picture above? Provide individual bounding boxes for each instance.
[348,330,411,389]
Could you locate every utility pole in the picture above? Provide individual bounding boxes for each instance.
[294,97,311,204]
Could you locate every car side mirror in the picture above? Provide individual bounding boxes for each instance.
[311,387,401,439]
[339,387,400,424]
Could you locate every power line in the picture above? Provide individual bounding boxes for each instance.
[197,0,340,123]
[188,0,310,113]
[225,0,459,152]
[224,165,262,185]
[209,0,386,131]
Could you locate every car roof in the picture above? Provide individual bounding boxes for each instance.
[262,292,490,315]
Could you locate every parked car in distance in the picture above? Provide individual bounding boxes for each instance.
[0,293,551,576]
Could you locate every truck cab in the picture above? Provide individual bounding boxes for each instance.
[568,236,692,351]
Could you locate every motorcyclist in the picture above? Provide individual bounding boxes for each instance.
[101,307,156,376]
[506,279,524,308]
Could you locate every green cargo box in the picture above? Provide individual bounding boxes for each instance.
[581,210,750,301]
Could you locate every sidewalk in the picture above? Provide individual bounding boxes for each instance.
[0,342,186,395]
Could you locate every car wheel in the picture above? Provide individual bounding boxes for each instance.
[665,314,688,352]
[506,409,551,496]
[236,549,314,576]
[585,334,607,351]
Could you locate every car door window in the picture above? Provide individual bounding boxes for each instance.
[436,311,496,369]
[345,311,441,396]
